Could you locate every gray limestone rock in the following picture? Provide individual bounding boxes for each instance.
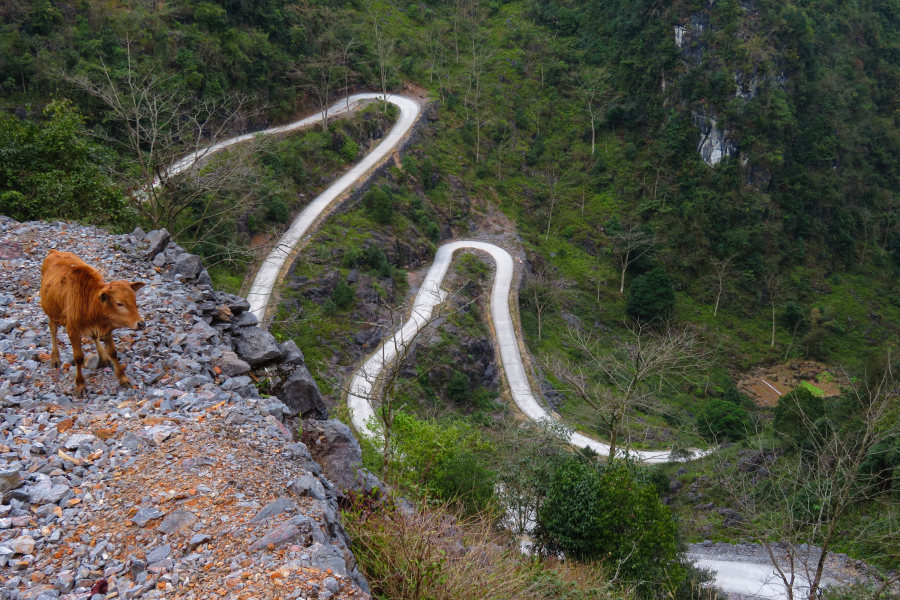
[157,510,197,534]
[249,522,303,552]
[211,352,251,377]
[173,253,203,281]
[143,229,170,259]
[0,469,23,494]
[277,340,305,365]
[131,507,164,527]
[277,365,326,418]
[288,474,325,501]
[233,327,282,367]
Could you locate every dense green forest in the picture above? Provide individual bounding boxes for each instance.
[3,0,900,596]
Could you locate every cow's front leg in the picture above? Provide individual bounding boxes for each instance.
[91,335,113,369]
[48,319,61,369]
[101,334,130,388]
[69,328,86,398]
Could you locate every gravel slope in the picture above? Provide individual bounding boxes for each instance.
[0,218,370,600]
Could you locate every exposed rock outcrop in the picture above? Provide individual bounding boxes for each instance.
[0,217,369,599]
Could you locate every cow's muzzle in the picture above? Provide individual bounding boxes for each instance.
[136,321,146,330]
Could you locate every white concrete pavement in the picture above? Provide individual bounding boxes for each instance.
[246,94,422,319]
[346,241,690,464]
[694,559,815,599]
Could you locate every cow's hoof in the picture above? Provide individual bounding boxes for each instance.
[73,387,86,398]
[50,359,61,369]
[118,378,131,388]
[101,359,114,369]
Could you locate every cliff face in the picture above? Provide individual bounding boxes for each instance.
[0,217,376,600]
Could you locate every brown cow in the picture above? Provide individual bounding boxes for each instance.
[40,249,146,397]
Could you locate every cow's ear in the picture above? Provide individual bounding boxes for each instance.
[130,282,145,292]
[99,290,109,303]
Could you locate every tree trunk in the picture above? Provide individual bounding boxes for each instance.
[771,304,776,347]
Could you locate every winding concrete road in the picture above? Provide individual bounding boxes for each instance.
[346,241,683,463]
[246,94,422,320]
[169,92,797,598]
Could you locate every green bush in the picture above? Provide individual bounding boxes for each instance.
[0,100,131,227]
[533,459,683,592]
[773,386,826,447]
[696,399,752,442]
[447,370,469,403]
[332,281,355,309]
[626,267,675,321]
[340,140,359,162]
[363,187,393,225]
[363,244,392,278]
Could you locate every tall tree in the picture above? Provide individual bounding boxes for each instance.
[63,50,266,235]
[370,9,396,114]
[578,66,615,156]
[608,222,656,294]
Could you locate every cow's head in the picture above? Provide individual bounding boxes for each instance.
[99,281,146,330]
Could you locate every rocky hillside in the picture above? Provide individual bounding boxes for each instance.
[0,217,381,600]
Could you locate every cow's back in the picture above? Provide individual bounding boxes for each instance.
[40,250,103,327]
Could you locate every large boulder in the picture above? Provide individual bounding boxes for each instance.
[278,339,305,365]
[172,253,203,281]
[143,229,170,259]
[304,419,383,498]
[277,365,327,418]
[233,327,282,367]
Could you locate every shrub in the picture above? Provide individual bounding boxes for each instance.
[447,370,469,403]
[332,281,355,309]
[773,386,826,447]
[363,187,394,225]
[533,459,683,592]
[626,267,675,321]
[696,399,752,442]
[339,139,359,162]
[0,100,131,227]
[363,244,392,278]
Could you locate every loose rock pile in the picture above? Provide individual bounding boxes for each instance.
[0,217,375,600]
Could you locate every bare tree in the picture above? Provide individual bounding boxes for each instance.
[63,49,266,233]
[370,10,396,114]
[423,22,448,84]
[762,270,785,348]
[520,266,564,342]
[608,224,656,294]
[877,193,900,258]
[536,166,568,241]
[340,38,358,111]
[293,50,342,132]
[448,0,467,61]
[717,359,900,600]
[710,253,739,317]
[579,66,616,156]
[543,321,707,461]
[465,35,496,163]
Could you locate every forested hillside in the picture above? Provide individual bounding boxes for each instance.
[3,0,900,596]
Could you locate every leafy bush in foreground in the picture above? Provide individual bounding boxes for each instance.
[533,458,684,595]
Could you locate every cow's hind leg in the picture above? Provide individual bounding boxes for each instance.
[69,328,86,398]
[92,335,113,369]
[101,334,130,388]
[48,320,61,369]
